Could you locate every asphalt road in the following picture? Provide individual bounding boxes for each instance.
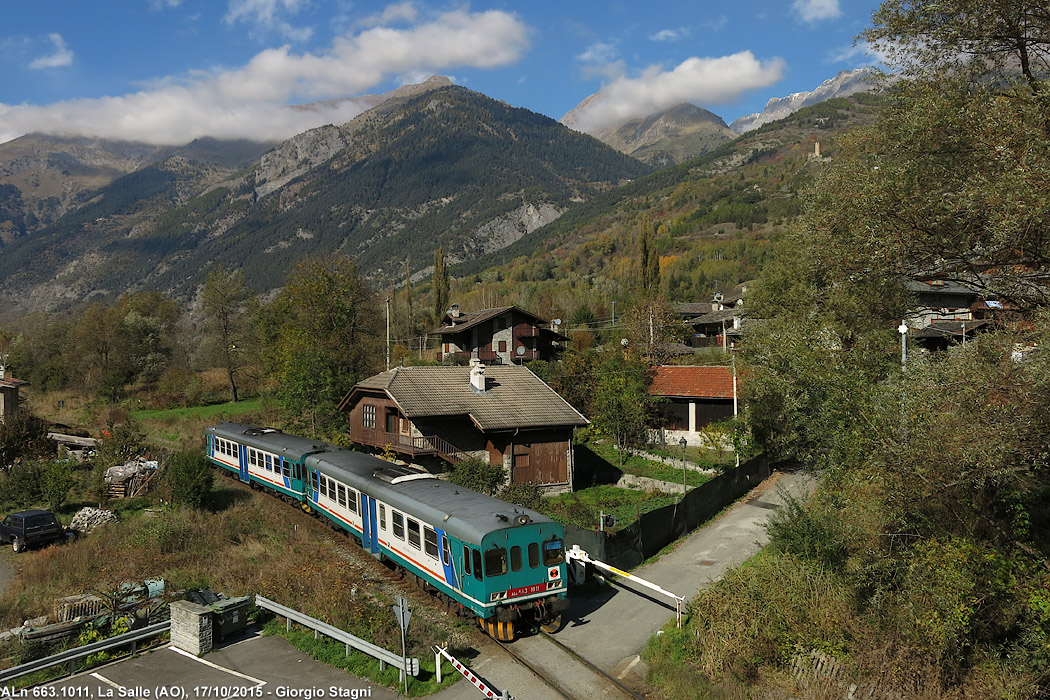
[432,469,815,698]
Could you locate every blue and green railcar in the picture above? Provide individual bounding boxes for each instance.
[205,421,568,641]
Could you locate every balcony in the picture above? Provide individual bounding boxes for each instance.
[356,431,469,464]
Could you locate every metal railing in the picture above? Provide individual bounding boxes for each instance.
[255,596,419,677]
[0,621,170,686]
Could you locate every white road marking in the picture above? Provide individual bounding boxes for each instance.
[167,646,268,685]
[91,673,125,690]
[616,655,641,680]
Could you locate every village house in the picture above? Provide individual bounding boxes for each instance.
[0,365,29,425]
[682,282,751,350]
[338,362,588,491]
[430,304,567,365]
[649,365,737,447]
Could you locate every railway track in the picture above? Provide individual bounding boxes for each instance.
[493,631,644,700]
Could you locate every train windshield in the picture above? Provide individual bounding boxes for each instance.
[543,538,564,567]
[484,547,507,577]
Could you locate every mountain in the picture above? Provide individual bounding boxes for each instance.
[561,101,735,167]
[0,134,272,244]
[0,83,649,318]
[729,68,877,134]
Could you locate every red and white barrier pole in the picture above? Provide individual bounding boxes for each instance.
[434,645,510,700]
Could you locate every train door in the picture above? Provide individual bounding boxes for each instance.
[238,443,249,482]
[360,493,380,555]
[436,529,459,590]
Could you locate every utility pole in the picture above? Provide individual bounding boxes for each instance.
[386,296,391,371]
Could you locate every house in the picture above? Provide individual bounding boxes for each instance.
[649,365,737,447]
[685,282,752,350]
[904,278,1016,350]
[0,365,29,424]
[337,362,588,491]
[430,304,567,365]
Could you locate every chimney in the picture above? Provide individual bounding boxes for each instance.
[469,359,487,393]
[449,303,462,319]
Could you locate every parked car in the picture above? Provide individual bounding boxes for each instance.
[0,510,67,552]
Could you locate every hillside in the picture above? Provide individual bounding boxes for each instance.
[0,134,272,243]
[567,103,736,167]
[446,94,883,320]
[0,84,649,317]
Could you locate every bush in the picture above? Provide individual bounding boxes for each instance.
[496,482,542,511]
[165,450,214,509]
[447,457,504,495]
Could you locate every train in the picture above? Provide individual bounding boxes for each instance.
[205,421,569,641]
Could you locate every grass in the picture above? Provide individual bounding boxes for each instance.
[540,484,680,532]
[265,618,461,696]
[584,440,715,488]
[128,396,266,421]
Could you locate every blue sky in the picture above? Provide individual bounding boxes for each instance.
[0,0,883,145]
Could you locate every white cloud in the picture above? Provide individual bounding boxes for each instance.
[829,40,891,67]
[225,0,313,41]
[566,52,786,134]
[355,2,418,28]
[792,0,841,23]
[28,33,73,69]
[649,28,684,42]
[0,9,530,145]
[577,41,618,64]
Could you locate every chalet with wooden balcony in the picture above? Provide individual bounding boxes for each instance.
[337,362,588,491]
[431,304,567,365]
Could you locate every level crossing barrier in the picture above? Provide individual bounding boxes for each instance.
[433,645,509,700]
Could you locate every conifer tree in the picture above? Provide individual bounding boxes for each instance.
[433,246,450,319]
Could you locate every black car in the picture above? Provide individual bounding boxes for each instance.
[0,510,66,552]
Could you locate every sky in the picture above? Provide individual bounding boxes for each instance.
[0,0,885,146]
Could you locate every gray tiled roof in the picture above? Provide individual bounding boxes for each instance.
[347,365,588,431]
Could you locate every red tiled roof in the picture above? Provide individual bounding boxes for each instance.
[0,376,29,389]
[649,366,733,399]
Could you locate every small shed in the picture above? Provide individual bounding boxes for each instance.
[0,366,29,425]
[649,365,737,447]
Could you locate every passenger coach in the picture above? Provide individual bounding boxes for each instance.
[205,421,568,640]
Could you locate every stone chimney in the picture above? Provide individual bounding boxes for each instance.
[469,359,487,393]
[449,303,462,319]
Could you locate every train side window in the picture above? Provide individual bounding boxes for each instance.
[310,472,319,495]
[424,528,438,559]
[463,546,472,576]
[337,485,347,508]
[379,505,386,530]
[264,454,272,471]
[393,512,405,540]
[510,546,522,572]
[282,459,291,478]
[442,536,452,567]
[528,543,540,568]
[484,547,507,577]
[348,489,359,515]
[472,549,483,581]
[407,519,421,550]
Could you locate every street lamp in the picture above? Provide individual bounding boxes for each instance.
[679,437,688,500]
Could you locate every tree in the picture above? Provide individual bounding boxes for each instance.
[259,257,382,436]
[202,267,252,403]
[433,246,450,320]
[0,413,51,469]
[591,354,653,466]
[166,450,214,509]
[638,215,659,293]
[864,0,1050,92]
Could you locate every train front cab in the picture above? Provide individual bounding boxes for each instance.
[461,523,569,642]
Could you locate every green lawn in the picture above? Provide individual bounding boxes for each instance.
[585,440,714,488]
[540,484,681,532]
[128,396,265,421]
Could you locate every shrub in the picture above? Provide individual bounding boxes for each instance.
[447,457,504,495]
[165,450,214,509]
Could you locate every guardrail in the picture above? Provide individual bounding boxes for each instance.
[255,595,419,678]
[0,621,170,686]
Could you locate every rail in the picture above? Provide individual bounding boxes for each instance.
[255,595,419,677]
[0,621,170,685]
